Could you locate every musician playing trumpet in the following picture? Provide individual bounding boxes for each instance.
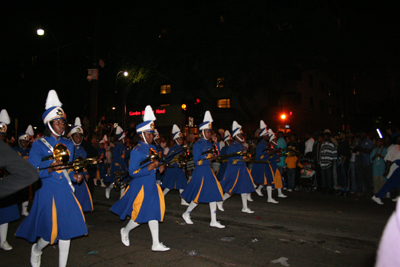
[110,105,170,252]
[251,120,278,204]
[218,121,256,214]
[161,124,189,206]
[69,117,93,212]
[181,111,225,228]
[16,90,87,267]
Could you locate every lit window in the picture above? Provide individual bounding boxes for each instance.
[216,78,224,88]
[218,99,231,108]
[160,85,171,94]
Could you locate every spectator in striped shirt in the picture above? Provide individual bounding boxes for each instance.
[319,129,337,193]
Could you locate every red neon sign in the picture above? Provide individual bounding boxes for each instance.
[129,109,166,116]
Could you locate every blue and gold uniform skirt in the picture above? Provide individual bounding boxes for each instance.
[216,162,228,181]
[0,194,20,225]
[73,180,93,212]
[220,161,255,194]
[110,176,165,223]
[181,165,223,203]
[161,166,187,190]
[16,172,87,244]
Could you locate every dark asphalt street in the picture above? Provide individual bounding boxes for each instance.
[2,186,396,267]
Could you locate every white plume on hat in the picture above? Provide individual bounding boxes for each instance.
[74,117,82,127]
[199,110,213,131]
[223,130,232,142]
[203,111,213,123]
[267,128,275,137]
[0,109,10,125]
[172,124,182,140]
[116,126,124,135]
[232,121,242,137]
[45,90,62,110]
[143,105,156,121]
[260,120,267,129]
[26,125,34,136]
[259,120,268,137]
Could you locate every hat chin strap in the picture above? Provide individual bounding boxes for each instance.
[201,130,207,140]
[236,135,244,143]
[71,137,82,146]
[141,132,148,145]
[48,122,64,137]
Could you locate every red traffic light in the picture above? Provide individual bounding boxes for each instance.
[195,98,200,104]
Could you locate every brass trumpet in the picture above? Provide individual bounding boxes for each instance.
[214,150,252,162]
[112,171,129,192]
[41,143,70,164]
[38,157,101,171]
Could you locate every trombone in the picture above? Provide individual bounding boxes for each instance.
[38,157,101,171]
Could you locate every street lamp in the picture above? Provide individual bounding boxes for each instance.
[115,71,129,130]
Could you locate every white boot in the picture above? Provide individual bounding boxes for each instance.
[247,193,254,202]
[217,201,224,211]
[0,223,12,251]
[255,185,264,196]
[21,201,29,216]
[163,188,170,196]
[149,220,170,251]
[181,198,190,206]
[30,243,42,267]
[267,186,278,204]
[93,179,98,186]
[105,184,113,199]
[120,187,126,199]
[209,202,225,228]
[30,238,49,267]
[100,179,107,187]
[277,188,287,198]
[120,220,140,246]
[241,194,254,213]
[59,239,70,267]
[182,201,197,224]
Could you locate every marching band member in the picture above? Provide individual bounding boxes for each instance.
[162,124,189,206]
[105,126,128,199]
[181,111,225,228]
[250,120,279,202]
[110,105,170,251]
[267,129,287,200]
[14,125,34,216]
[16,90,87,267]
[96,135,107,187]
[218,121,255,213]
[216,130,233,181]
[153,129,164,185]
[0,109,19,251]
[69,117,93,212]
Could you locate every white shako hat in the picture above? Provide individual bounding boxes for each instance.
[69,117,84,136]
[199,110,213,131]
[172,124,183,140]
[19,125,34,142]
[136,105,156,133]
[223,130,232,142]
[42,90,66,125]
[115,126,125,140]
[259,120,268,137]
[267,128,275,137]
[99,135,107,144]
[0,109,10,134]
[154,129,160,140]
[231,121,243,138]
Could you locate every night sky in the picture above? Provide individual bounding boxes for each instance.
[1,1,399,135]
